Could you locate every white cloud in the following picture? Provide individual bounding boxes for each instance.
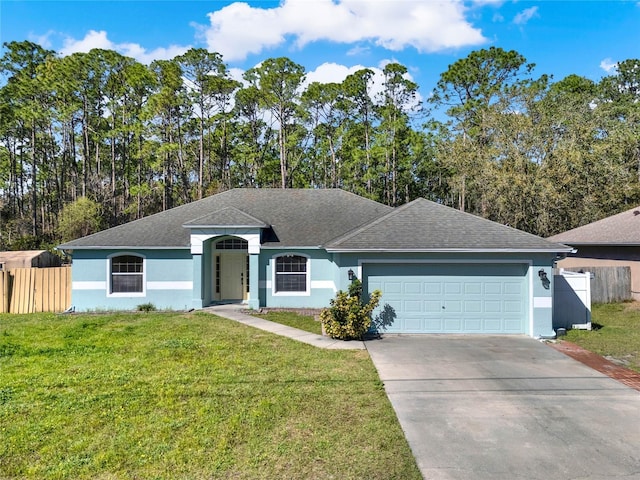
[600,58,618,74]
[201,0,486,62]
[304,61,422,109]
[61,30,113,55]
[346,45,371,57]
[513,6,539,26]
[60,30,190,64]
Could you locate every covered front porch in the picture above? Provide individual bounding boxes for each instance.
[187,229,262,310]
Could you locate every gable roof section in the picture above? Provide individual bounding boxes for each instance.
[182,207,268,228]
[58,189,393,249]
[327,198,571,252]
[548,205,640,246]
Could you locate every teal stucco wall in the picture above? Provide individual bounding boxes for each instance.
[70,249,193,311]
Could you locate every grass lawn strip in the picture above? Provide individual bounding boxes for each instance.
[252,310,322,335]
[0,312,420,479]
[565,302,640,373]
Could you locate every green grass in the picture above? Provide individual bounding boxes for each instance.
[252,310,322,335]
[565,302,640,373]
[0,312,420,479]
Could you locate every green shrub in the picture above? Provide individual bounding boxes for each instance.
[137,302,157,312]
[320,280,382,340]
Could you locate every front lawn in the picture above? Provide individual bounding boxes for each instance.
[565,302,640,373]
[252,310,322,334]
[0,312,420,479]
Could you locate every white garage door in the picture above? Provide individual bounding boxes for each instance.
[365,263,528,334]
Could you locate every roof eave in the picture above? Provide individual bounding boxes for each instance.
[325,247,574,253]
[182,224,267,229]
[56,245,190,251]
[558,241,640,246]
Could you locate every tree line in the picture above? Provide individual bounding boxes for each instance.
[1,40,639,249]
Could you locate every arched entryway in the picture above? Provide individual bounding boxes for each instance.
[212,237,249,302]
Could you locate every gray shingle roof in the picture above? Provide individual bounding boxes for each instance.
[58,189,569,253]
[327,198,571,252]
[58,189,393,249]
[183,207,268,228]
[548,205,640,245]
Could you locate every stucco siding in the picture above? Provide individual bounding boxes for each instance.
[259,249,338,308]
[70,249,193,311]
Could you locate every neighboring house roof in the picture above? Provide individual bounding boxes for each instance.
[548,205,640,246]
[327,198,571,252]
[58,188,570,253]
[0,250,61,269]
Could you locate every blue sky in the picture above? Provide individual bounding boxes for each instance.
[2,0,639,102]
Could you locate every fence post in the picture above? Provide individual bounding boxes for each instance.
[0,271,8,313]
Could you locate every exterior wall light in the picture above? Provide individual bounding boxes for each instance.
[538,269,550,289]
[348,269,355,281]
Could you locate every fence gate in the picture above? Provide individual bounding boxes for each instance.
[553,269,591,331]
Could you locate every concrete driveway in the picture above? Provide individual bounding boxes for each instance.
[366,335,640,480]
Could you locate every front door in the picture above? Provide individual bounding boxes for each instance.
[220,252,247,300]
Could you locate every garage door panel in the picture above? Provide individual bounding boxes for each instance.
[403,317,423,331]
[404,300,423,312]
[504,318,523,331]
[484,300,502,313]
[445,282,462,294]
[484,318,502,330]
[385,282,402,294]
[465,282,482,294]
[444,300,462,312]
[404,282,422,294]
[444,318,462,331]
[464,300,482,313]
[504,301,523,313]
[366,263,528,334]
[425,301,441,312]
[424,283,442,294]
[484,282,502,294]
[504,283,523,294]
[464,318,482,330]
[425,318,443,330]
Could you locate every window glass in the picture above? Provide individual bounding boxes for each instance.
[111,255,143,293]
[215,238,248,250]
[275,255,307,292]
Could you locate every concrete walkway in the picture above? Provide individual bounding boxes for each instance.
[203,304,365,350]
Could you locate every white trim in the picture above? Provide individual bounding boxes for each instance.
[529,266,534,336]
[358,258,534,265]
[106,252,147,298]
[262,280,337,292]
[147,281,193,290]
[190,230,261,254]
[73,281,106,290]
[311,280,337,292]
[271,252,311,297]
[59,246,189,250]
[533,296,553,308]
[328,248,572,253]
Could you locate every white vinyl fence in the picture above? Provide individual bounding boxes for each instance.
[553,269,592,331]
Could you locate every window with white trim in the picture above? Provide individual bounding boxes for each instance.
[110,255,144,293]
[275,255,308,293]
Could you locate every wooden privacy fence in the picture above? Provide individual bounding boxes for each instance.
[0,267,71,314]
